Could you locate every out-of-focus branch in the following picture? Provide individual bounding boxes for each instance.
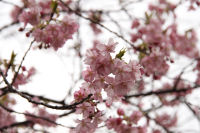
[124,86,198,99]
[11,40,34,85]
[0,21,19,33]
[59,0,145,54]
[148,115,173,133]
[183,100,200,122]
[20,91,66,105]
[0,0,18,6]
[0,121,33,132]
[1,66,93,110]
[0,103,68,128]
[0,87,66,105]
[125,99,173,133]
[105,13,124,36]
[173,59,196,90]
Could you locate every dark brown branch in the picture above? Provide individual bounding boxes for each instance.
[124,86,199,99]
[1,87,65,105]
[59,109,76,117]
[149,115,173,133]
[124,99,173,133]
[0,103,68,128]
[20,91,66,105]
[183,100,200,122]
[173,60,196,90]
[0,121,33,131]
[13,88,92,110]
[0,68,93,110]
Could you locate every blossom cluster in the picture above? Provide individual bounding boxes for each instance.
[155,113,177,129]
[130,0,199,80]
[0,107,15,128]
[11,0,78,50]
[32,16,78,50]
[0,94,16,132]
[131,18,171,79]
[106,108,146,133]
[155,80,192,107]
[71,39,143,132]
[13,67,36,88]
[140,48,169,79]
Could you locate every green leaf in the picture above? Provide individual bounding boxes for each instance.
[145,12,152,24]
[51,0,58,13]
[10,51,16,66]
[139,52,146,60]
[137,42,148,60]
[116,48,126,60]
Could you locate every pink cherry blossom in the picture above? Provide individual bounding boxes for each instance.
[82,67,96,82]
[16,0,79,51]
[155,113,177,128]
[13,67,36,89]
[75,102,95,118]
[73,39,143,132]
[141,49,169,79]
[96,38,117,54]
[106,117,122,130]
[169,27,199,58]
[10,6,22,22]
[117,108,125,116]
[130,111,143,124]
[32,16,78,50]
[19,8,40,26]
[74,87,89,102]
[0,108,16,128]
[71,118,96,133]
[131,19,140,29]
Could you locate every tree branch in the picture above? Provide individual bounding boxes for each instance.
[0,103,68,128]
[0,21,18,33]
[0,121,33,132]
[125,86,199,99]
[58,0,144,53]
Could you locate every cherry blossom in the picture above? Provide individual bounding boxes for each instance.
[32,16,78,50]
[72,39,143,132]
[13,67,36,88]
[155,113,177,128]
[0,108,16,128]
[106,109,144,133]
[140,49,169,79]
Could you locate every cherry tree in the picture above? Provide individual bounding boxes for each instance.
[0,0,200,132]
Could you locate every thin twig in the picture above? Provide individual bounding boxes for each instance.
[0,0,18,6]
[0,103,69,128]
[11,40,34,85]
[59,0,142,53]
[125,86,199,99]
[0,21,18,33]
